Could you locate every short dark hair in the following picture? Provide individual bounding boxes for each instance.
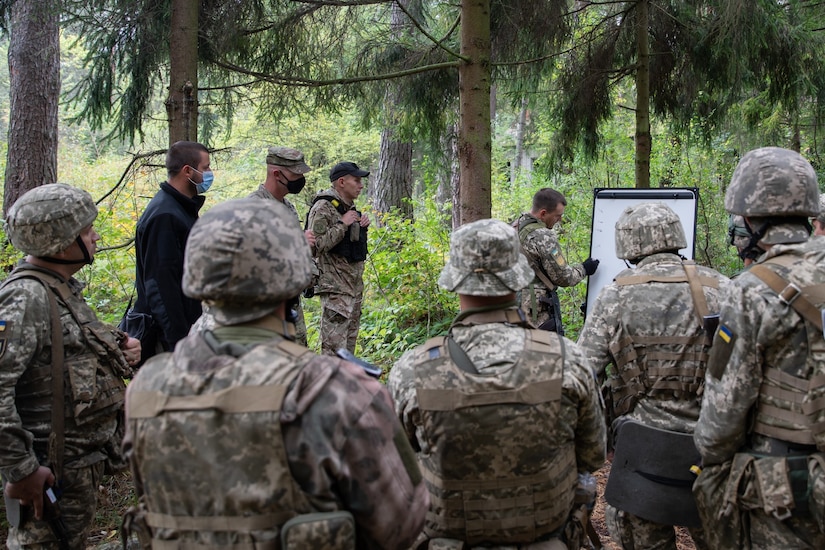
[166,141,208,178]
[532,188,567,213]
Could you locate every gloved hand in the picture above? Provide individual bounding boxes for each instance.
[583,257,599,276]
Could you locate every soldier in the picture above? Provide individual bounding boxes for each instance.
[694,147,825,548]
[728,214,763,269]
[389,218,606,549]
[813,194,825,236]
[247,146,316,345]
[123,198,428,549]
[0,184,140,549]
[514,188,599,335]
[307,161,371,355]
[578,202,728,550]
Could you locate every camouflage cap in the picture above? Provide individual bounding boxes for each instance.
[615,202,687,261]
[438,219,534,296]
[183,198,313,325]
[4,183,97,257]
[266,146,311,174]
[725,147,818,217]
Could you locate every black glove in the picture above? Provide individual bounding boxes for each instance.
[583,257,599,276]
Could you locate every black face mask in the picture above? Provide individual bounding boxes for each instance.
[281,174,306,194]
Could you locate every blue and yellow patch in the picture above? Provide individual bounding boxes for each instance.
[550,246,567,267]
[0,320,8,358]
[717,325,733,344]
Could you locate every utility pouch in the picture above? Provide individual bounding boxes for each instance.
[808,453,825,532]
[280,511,356,550]
[692,460,746,549]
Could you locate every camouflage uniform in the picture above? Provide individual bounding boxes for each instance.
[578,202,726,550]
[247,185,309,345]
[307,187,366,355]
[124,198,427,549]
[694,147,825,549]
[0,184,130,549]
[389,219,606,549]
[514,213,587,334]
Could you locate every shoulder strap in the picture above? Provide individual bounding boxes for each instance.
[5,269,67,481]
[311,194,349,215]
[682,260,711,326]
[749,261,825,332]
[516,223,558,291]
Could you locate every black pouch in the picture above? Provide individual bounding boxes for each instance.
[117,309,159,366]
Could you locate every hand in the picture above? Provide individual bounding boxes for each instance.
[120,336,142,367]
[304,229,316,248]
[359,213,371,228]
[4,466,54,520]
[341,210,360,226]
[583,257,599,276]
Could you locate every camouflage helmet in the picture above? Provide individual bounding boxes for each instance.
[438,218,534,296]
[183,198,313,325]
[615,202,687,261]
[724,147,818,217]
[727,214,750,250]
[817,194,825,225]
[4,183,97,257]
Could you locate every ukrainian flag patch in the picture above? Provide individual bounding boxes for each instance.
[718,325,733,343]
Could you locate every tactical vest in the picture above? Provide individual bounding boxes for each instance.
[411,329,576,545]
[312,195,367,263]
[1,268,127,433]
[608,261,719,416]
[747,254,825,449]
[126,336,316,547]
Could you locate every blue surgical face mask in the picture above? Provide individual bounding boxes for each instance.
[190,168,214,194]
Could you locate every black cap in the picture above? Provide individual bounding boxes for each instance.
[329,161,369,182]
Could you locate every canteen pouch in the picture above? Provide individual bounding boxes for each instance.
[280,511,356,550]
[692,459,746,549]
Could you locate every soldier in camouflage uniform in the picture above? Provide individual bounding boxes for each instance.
[513,188,599,335]
[694,147,825,549]
[0,184,140,549]
[728,214,763,269]
[389,219,606,550]
[306,161,371,355]
[813,194,825,236]
[578,202,727,550]
[124,198,427,549]
[247,146,316,345]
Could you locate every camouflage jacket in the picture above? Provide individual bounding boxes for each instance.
[389,312,605,543]
[0,263,128,482]
[248,184,301,222]
[696,237,825,465]
[515,212,587,295]
[125,325,428,549]
[307,188,365,297]
[578,253,729,434]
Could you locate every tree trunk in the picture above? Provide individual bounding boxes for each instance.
[458,0,492,224]
[374,129,413,219]
[4,0,60,215]
[166,0,199,145]
[373,0,414,220]
[634,0,651,189]
[511,97,528,184]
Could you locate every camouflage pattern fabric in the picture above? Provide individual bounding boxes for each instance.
[389,318,606,548]
[578,252,728,550]
[4,183,97,258]
[0,265,128,548]
[183,198,313,325]
[604,505,707,550]
[818,195,825,225]
[7,462,103,550]
[694,237,825,548]
[307,188,365,355]
[613,202,686,261]
[125,326,428,549]
[438,219,533,296]
[247,185,309,345]
[514,213,586,324]
[266,146,312,173]
[724,146,819,218]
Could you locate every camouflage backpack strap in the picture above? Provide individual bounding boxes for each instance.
[749,256,825,332]
[681,260,711,326]
[3,268,69,481]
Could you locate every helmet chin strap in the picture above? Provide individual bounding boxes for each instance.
[37,235,93,265]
